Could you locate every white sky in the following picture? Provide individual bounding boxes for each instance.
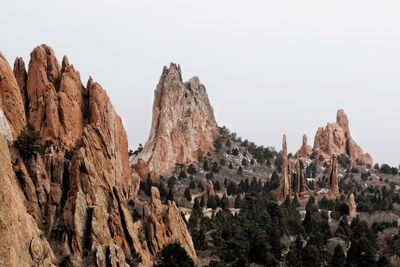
[1,0,399,166]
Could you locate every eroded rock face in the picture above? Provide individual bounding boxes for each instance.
[131,63,219,179]
[278,135,290,200]
[296,134,312,158]
[0,52,26,138]
[0,46,196,266]
[313,109,373,166]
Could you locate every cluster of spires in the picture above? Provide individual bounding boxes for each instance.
[277,135,339,201]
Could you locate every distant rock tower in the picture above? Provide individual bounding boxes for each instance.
[278,135,291,200]
[293,159,307,194]
[327,154,339,195]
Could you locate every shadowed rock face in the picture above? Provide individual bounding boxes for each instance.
[313,109,373,166]
[0,46,196,266]
[131,63,219,179]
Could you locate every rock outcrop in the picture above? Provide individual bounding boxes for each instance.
[25,45,86,149]
[0,46,196,266]
[348,193,357,219]
[144,187,197,262]
[278,135,291,200]
[296,134,312,158]
[131,63,219,179]
[313,109,373,166]
[327,155,339,195]
[0,52,26,138]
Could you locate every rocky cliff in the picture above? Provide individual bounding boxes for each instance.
[0,45,196,266]
[313,109,373,166]
[131,63,219,179]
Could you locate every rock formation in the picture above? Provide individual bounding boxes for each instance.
[348,192,357,219]
[203,180,215,201]
[327,154,339,195]
[131,63,219,179]
[25,45,87,149]
[0,52,26,138]
[293,159,307,194]
[278,135,291,200]
[296,134,312,158]
[0,45,196,266]
[313,109,373,166]
[144,187,197,262]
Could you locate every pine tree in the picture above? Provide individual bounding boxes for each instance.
[187,163,197,175]
[189,180,196,189]
[207,196,217,210]
[234,195,241,209]
[214,181,221,191]
[167,188,174,202]
[198,181,205,192]
[14,123,47,160]
[221,193,229,210]
[329,245,345,267]
[200,195,206,208]
[184,187,192,201]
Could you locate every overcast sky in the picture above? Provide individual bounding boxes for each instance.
[1,1,399,166]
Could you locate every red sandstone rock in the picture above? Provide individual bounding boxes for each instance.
[0,52,26,138]
[296,134,312,158]
[0,46,196,266]
[313,109,373,166]
[131,63,219,179]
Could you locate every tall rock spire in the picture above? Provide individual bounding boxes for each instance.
[278,135,290,200]
[131,63,219,179]
[293,159,307,194]
[327,154,339,195]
